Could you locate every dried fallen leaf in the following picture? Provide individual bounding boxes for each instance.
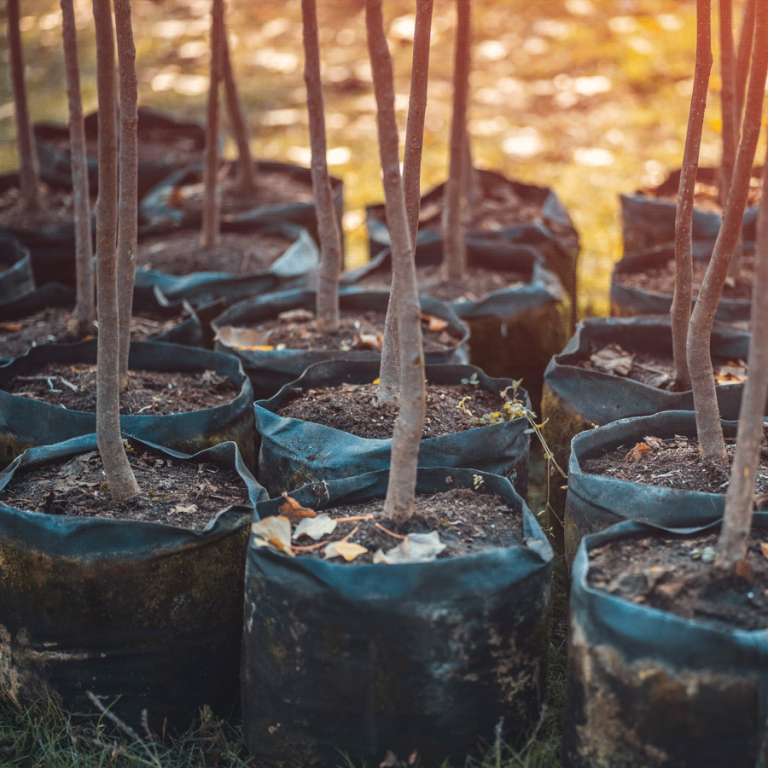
[625,442,652,462]
[213,325,273,351]
[373,531,446,564]
[760,542,768,561]
[279,493,317,520]
[353,332,383,350]
[172,503,198,515]
[0,321,23,331]
[589,343,634,376]
[293,514,337,541]
[733,558,752,581]
[251,516,295,557]
[420,313,448,332]
[644,436,664,449]
[716,360,748,384]
[324,538,368,561]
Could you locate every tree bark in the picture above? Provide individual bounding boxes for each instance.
[93,0,139,502]
[366,0,426,525]
[687,0,768,467]
[8,0,41,211]
[201,0,224,249]
[671,0,712,392]
[60,0,94,336]
[441,0,470,281]
[220,11,256,195]
[302,0,342,332]
[716,142,768,570]
[734,0,755,125]
[719,0,744,279]
[377,0,433,405]
[114,0,138,390]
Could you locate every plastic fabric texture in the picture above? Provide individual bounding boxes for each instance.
[242,466,553,767]
[253,360,531,498]
[0,433,267,730]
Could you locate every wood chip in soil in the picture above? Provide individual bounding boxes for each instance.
[0,307,195,360]
[136,229,294,275]
[3,364,238,415]
[354,263,530,303]
[581,431,768,496]
[0,445,249,529]
[223,308,461,353]
[280,485,524,564]
[0,186,94,230]
[277,380,520,439]
[615,255,754,301]
[573,342,747,391]
[588,530,768,631]
[168,164,314,216]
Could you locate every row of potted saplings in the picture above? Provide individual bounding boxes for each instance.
[547,0,768,764]
[0,1,555,767]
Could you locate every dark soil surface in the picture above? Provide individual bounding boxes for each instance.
[3,364,238,415]
[0,444,248,529]
[0,307,197,360]
[615,255,754,301]
[168,164,314,216]
[581,432,768,495]
[277,380,518,439]
[644,176,762,213]
[0,185,90,229]
[266,485,524,564]
[136,229,294,275]
[573,341,746,391]
[354,263,530,303]
[221,308,462,353]
[588,529,768,631]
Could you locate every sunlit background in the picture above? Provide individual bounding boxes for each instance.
[1,0,751,317]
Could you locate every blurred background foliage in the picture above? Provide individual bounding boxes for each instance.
[0,0,753,316]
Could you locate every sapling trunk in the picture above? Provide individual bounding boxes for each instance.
[716,144,768,570]
[687,0,768,467]
[220,13,256,195]
[671,0,712,392]
[201,0,224,249]
[377,0,434,405]
[60,0,94,336]
[93,0,139,502]
[8,0,41,211]
[442,0,471,281]
[365,0,426,525]
[301,0,342,332]
[734,0,755,124]
[719,0,744,279]
[114,0,138,390]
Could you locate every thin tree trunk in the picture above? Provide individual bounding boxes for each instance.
[93,0,139,502]
[220,12,256,195]
[688,0,768,467]
[377,0,433,405]
[716,145,768,570]
[672,0,712,392]
[734,0,755,125]
[366,0,425,526]
[114,0,138,390]
[60,0,94,336]
[442,0,470,281]
[462,128,482,219]
[201,0,224,248]
[719,0,744,279]
[302,0,342,332]
[8,0,41,211]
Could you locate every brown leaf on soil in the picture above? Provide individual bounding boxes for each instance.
[590,343,634,376]
[353,332,383,350]
[760,542,768,561]
[0,321,22,331]
[420,313,448,332]
[213,325,274,351]
[716,360,748,384]
[279,493,317,520]
[626,442,652,462]
[644,435,664,449]
[733,558,752,581]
